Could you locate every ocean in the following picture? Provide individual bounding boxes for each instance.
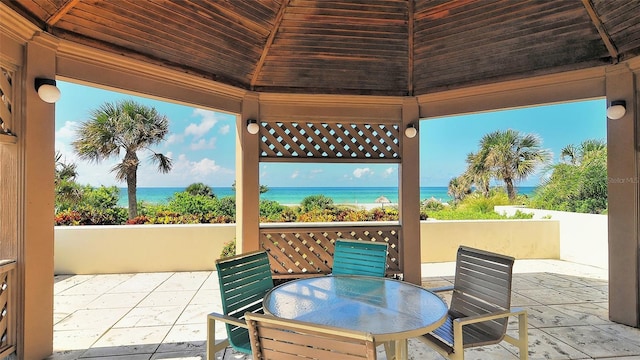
[118,186,537,207]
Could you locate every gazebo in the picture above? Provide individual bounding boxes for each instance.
[1,1,639,358]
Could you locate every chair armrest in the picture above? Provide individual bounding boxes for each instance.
[207,312,249,360]
[453,307,525,326]
[207,312,248,328]
[428,285,454,293]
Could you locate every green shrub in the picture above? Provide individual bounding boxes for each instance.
[220,239,236,258]
[260,199,287,221]
[300,194,334,212]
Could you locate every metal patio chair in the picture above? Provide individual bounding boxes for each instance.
[206,250,273,359]
[332,239,389,277]
[417,246,528,360]
[245,312,378,359]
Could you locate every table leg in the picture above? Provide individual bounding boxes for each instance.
[395,339,408,360]
[384,339,408,360]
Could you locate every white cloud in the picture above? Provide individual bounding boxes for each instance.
[165,133,184,145]
[353,167,373,178]
[384,167,394,177]
[190,158,221,177]
[184,109,219,138]
[291,170,300,179]
[190,137,217,150]
[219,124,230,135]
[56,121,78,140]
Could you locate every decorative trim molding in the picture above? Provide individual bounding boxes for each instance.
[0,3,39,43]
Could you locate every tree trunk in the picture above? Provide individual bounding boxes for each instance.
[127,171,137,219]
[505,178,516,201]
[125,152,139,219]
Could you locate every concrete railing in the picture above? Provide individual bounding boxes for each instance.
[54,218,562,274]
[54,224,236,274]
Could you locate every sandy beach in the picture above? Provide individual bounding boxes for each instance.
[281,202,397,210]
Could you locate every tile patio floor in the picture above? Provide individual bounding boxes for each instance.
[48,259,640,360]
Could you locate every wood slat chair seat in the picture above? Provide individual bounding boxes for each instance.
[207,251,274,360]
[332,239,389,277]
[417,246,528,360]
[245,312,378,360]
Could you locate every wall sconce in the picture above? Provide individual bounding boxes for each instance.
[34,78,61,103]
[247,119,260,134]
[606,100,626,120]
[404,123,418,138]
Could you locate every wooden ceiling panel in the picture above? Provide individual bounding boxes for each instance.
[3,0,639,96]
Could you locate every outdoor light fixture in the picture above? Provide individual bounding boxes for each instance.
[606,100,626,120]
[34,77,61,103]
[247,119,260,134]
[404,123,417,138]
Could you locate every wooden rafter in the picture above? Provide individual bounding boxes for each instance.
[407,0,414,96]
[46,0,80,26]
[251,0,290,88]
[581,0,619,62]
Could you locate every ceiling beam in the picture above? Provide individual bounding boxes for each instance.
[581,0,619,62]
[407,0,414,96]
[251,0,290,88]
[46,0,80,26]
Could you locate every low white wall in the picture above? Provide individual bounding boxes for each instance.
[54,224,235,274]
[55,219,561,274]
[420,219,560,263]
[495,206,608,269]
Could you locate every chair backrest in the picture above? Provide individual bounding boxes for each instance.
[245,312,377,360]
[215,250,273,354]
[450,246,515,340]
[332,239,389,277]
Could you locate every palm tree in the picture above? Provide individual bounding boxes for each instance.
[55,151,82,210]
[447,176,471,204]
[463,151,491,197]
[561,139,606,165]
[479,129,551,201]
[72,100,172,219]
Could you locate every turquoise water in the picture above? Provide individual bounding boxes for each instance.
[118,186,537,207]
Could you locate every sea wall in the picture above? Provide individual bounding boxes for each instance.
[54,219,561,274]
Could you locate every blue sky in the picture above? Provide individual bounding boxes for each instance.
[55,81,607,188]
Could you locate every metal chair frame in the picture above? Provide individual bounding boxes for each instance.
[207,250,273,359]
[417,246,528,360]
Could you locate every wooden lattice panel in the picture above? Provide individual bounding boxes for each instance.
[260,225,401,278]
[0,67,13,136]
[259,122,400,162]
[0,261,15,358]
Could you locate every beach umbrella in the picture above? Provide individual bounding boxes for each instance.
[375,195,391,209]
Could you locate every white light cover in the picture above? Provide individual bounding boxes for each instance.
[606,104,626,120]
[37,84,61,103]
[405,125,417,138]
[247,121,260,134]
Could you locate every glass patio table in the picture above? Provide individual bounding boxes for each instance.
[263,275,448,360]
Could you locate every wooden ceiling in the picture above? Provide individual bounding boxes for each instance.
[4,0,640,97]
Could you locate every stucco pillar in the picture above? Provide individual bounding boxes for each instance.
[400,97,421,284]
[606,64,639,327]
[236,93,260,253]
[21,33,57,358]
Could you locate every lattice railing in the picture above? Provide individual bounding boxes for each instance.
[0,67,14,137]
[260,223,401,278]
[0,260,16,359]
[259,122,400,162]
